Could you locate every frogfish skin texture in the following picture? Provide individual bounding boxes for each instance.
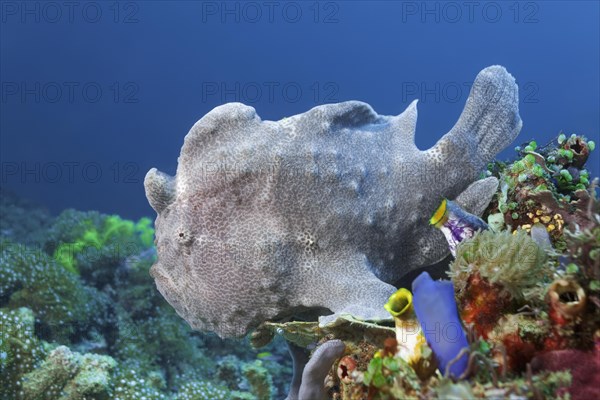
[145,65,522,338]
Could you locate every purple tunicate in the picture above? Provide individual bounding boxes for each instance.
[412,272,469,378]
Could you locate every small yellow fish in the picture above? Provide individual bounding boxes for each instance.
[429,198,449,228]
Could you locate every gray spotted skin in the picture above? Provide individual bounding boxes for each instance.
[145,66,522,338]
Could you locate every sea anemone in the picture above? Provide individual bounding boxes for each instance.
[449,229,551,303]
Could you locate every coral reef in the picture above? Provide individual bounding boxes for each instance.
[0,194,293,399]
[0,239,109,342]
[44,209,154,278]
[242,360,274,400]
[1,80,597,400]
[484,134,598,247]
[531,338,600,400]
[251,131,598,399]
[145,65,521,338]
[448,229,551,338]
[21,345,116,399]
[450,230,550,303]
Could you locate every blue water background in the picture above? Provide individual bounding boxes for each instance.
[1,1,598,219]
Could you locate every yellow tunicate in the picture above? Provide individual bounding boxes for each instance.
[527,212,534,219]
[521,224,531,230]
[533,218,540,223]
[384,288,413,318]
[541,216,551,223]
[536,210,543,216]
[547,224,556,232]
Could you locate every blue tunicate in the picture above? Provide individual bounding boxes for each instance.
[412,272,469,378]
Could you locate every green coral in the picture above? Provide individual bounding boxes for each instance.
[216,355,242,389]
[449,230,551,302]
[484,133,596,247]
[44,210,154,277]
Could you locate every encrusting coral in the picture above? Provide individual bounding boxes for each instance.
[21,345,116,400]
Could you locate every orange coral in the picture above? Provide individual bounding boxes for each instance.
[459,273,512,339]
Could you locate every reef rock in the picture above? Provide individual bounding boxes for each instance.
[145,65,522,338]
